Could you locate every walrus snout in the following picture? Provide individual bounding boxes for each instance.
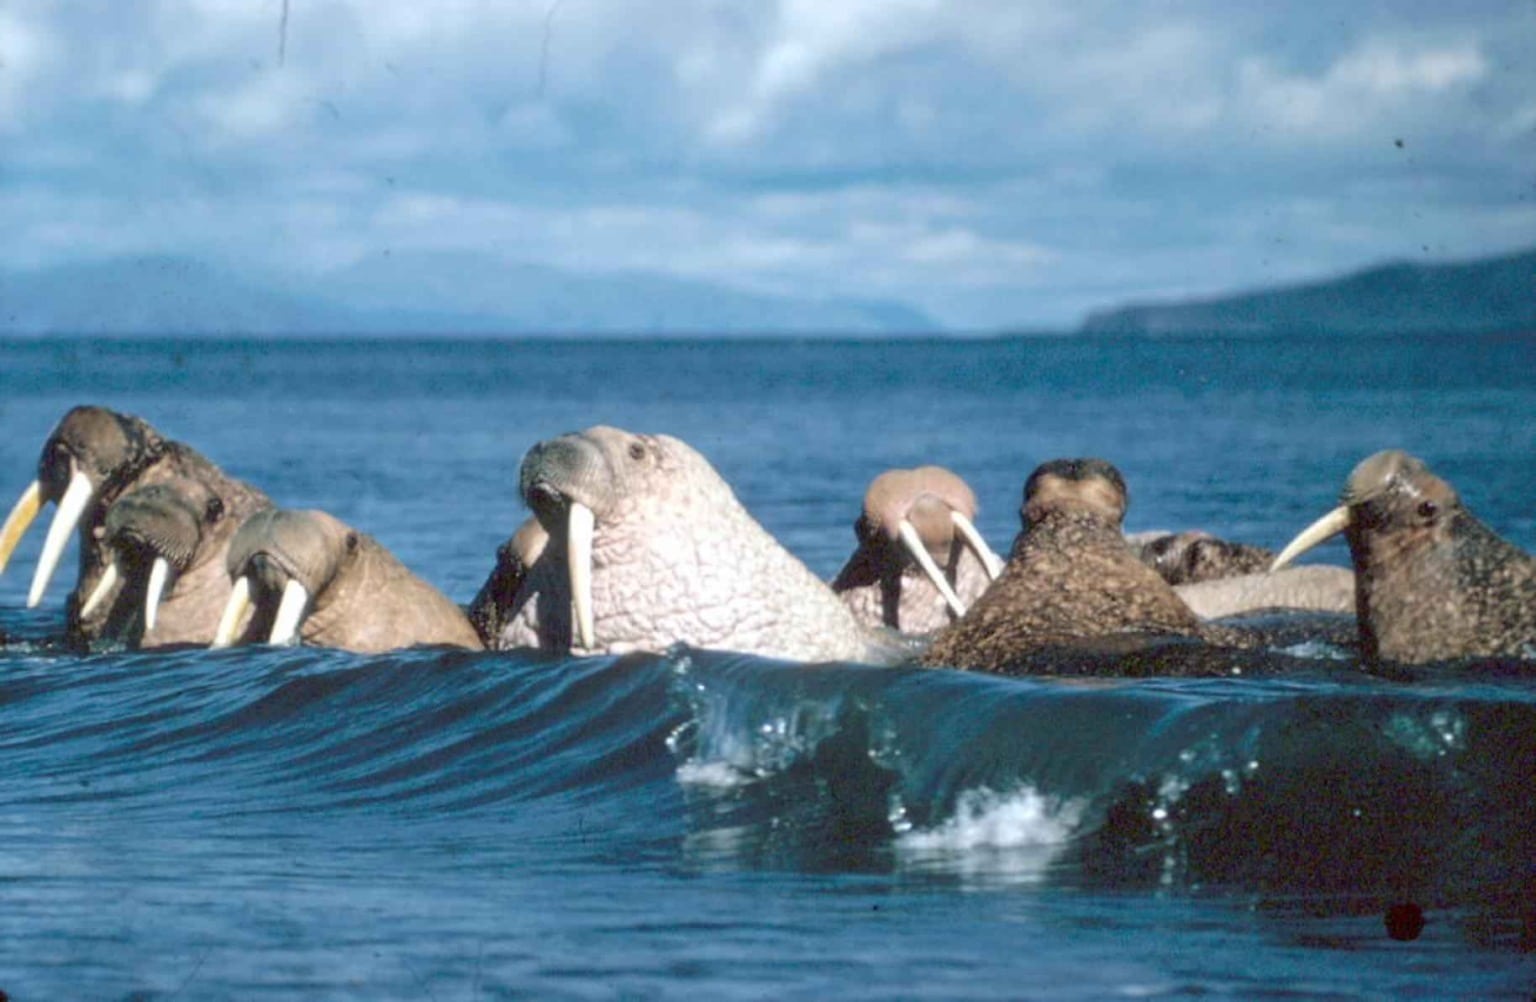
[226,509,337,591]
[105,485,202,570]
[519,434,615,523]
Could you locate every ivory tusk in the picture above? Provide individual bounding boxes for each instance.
[267,578,310,646]
[144,556,171,633]
[79,560,121,621]
[0,480,42,574]
[567,501,596,650]
[1270,505,1352,571]
[28,467,94,608]
[899,519,968,618]
[211,575,253,649]
[951,511,1004,581]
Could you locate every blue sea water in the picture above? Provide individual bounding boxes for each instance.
[1,333,1535,1000]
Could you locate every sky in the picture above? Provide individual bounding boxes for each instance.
[2,0,1533,330]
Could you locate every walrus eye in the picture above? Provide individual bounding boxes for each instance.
[204,496,225,523]
[628,442,646,461]
[1416,499,1438,521]
[346,532,359,553]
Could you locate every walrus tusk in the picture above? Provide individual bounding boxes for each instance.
[568,501,596,650]
[899,519,968,618]
[211,575,252,649]
[28,467,94,608]
[268,579,310,646]
[0,480,42,574]
[1271,506,1352,571]
[951,511,1004,581]
[144,555,171,633]
[79,560,121,620]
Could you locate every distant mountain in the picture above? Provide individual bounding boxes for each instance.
[0,253,937,337]
[1081,247,1536,335]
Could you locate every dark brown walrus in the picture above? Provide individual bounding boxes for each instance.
[466,516,549,647]
[212,508,482,654]
[1272,450,1536,664]
[0,405,269,646]
[80,475,270,648]
[1127,528,1354,620]
[1129,530,1276,586]
[922,459,1215,674]
[832,466,1002,634]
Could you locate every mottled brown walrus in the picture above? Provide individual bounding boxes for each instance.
[1272,450,1536,664]
[212,508,482,654]
[1129,530,1275,585]
[832,466,1002,634]
[922,459,1213,673]
[0,406,269,645]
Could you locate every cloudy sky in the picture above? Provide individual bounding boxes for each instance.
[2,0,1533,329]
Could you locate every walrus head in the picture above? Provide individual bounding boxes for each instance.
[856,466,1003,617]
[1270,450,1536,663]
[0,406,165,608]
[509,425,869,661]
[80,478,228,633]
[213,508,357,647]
[1271,451,1461,572]
[1021,458,1128,528]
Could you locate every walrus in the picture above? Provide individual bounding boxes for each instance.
[1126,529,1355,619]
[1173,565,1354,621]
[211,508,483,653]
[832,466,1002,633]
[79,476,270,648]
[1271,449,1536,664]
[1128,530,1276,585]
[0,406,269,644]
[922,458,1218,673]
[466,516,549,646]
[493,425,890,662]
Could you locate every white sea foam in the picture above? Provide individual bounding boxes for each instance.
[896,786,1079,851]
[674,759,757,789]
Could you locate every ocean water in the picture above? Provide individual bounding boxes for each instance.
[1,333,1534,1000]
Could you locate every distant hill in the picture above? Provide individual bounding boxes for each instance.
[1081,246,1536,335]
[0,253,937,337]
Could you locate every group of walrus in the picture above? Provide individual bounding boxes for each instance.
[2,406,1533,674]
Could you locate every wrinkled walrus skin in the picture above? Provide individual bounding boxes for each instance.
[217,508,483,654]
[88,475,270,649]
[922,459,1217,674]
[0,405,269,647]
[1273,450,1536,665]
[832,466,1001,634]
[495,426,882,662]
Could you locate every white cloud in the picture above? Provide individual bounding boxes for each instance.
[1,1,1531,329]
[0,8,60,129]
[1238,36,1488,137]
